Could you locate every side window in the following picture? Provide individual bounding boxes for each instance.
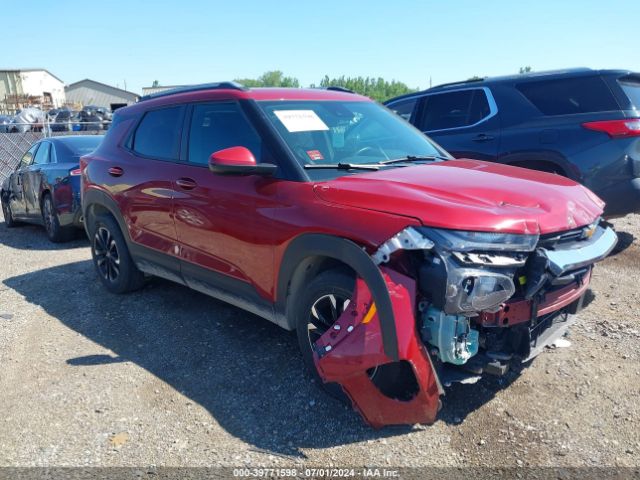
[418,89,491,131]
[133,106,184,160]
[387,98,417,121]
[516,77,619,116]
[20,144,39,167]
[187,103,263,165]
[33,142,51,165]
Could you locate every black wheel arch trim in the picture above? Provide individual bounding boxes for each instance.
[82,188,131,240]
[276,233,400,361]
[499,151,577,181]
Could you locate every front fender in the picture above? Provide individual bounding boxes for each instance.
[276,233,400,361]
[314,268,442,428]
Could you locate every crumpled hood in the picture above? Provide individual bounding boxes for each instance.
[313,160,604,235]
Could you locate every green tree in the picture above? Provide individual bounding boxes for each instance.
[318,75,416,102]
[234,70,300,88]
[152,80,159,87]
[519,66,533,74]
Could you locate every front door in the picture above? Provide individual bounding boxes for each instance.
[416,88,501,161]
[23,140,51,218]
[9,143,39,218]
[172,101,278,302]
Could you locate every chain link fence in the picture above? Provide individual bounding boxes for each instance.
[0,122,107,184]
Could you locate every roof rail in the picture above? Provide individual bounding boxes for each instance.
[325,86,355,94]
[139,81,247,102]
[432,77,486,89]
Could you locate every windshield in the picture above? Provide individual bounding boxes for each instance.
[257,100,450,178]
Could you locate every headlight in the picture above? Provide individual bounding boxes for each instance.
[418,227,538,252]
[443,267,515,313]
[418,228,537,314]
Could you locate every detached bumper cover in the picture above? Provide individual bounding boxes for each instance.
[542,226,617,275]
[313,268,441,429]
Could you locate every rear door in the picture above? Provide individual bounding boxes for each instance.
[117,105,186,282]
[414,87,500,161]
[9,143,39,218]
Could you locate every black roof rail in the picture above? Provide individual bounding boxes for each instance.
[432,77,486,89]
[139,81,248,102]
[325,86,355,94]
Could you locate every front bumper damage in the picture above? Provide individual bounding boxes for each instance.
[312,223,617,428]
[314,268,442,429]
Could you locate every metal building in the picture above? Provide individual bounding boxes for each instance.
[65,79,139,111]
[141,84,187,96]
[0,68,66,113]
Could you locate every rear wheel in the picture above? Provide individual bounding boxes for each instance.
[90,214,145,294]
[42,194,73,242]
[295,268,355,400]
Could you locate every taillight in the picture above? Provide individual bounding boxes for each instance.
[70,168,82,176]
[582,119,640,138]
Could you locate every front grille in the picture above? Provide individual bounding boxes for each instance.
[538,219,601,250]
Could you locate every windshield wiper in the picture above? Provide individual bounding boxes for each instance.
[304,163,380,171]
[379,155,448,165]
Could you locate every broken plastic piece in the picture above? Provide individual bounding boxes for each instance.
[551,338,572,348]
[372,227,434,265]
[313,268,441,428]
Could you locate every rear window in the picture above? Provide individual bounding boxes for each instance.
[133,106,184,160]
[66,137,102,155]
[516,76,618,116]
[618,75,640,110]
[56,137,103,160]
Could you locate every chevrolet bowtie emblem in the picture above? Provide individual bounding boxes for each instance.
[582,224,597,239]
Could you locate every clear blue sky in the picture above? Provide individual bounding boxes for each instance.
[3,0,639,94]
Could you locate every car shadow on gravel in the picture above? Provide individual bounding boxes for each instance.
[3,260,509,456]
[609,230,635,256]
[0,223,88,251]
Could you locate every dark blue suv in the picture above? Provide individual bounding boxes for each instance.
[385,68,640,218]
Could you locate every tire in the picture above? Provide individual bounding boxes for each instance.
[1,197,18,228]
[294,268,355,400]
[42,194,73,242]
[90,214,145,294]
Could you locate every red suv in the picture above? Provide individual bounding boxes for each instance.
[81,82,617,428]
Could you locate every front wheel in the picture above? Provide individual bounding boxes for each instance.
[90,214,145,294]
[294,268,355,400]
[1,198,18,228]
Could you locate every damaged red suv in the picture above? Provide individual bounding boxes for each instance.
[81,83,617,428]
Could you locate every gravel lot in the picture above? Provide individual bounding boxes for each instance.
[0,214,639,472]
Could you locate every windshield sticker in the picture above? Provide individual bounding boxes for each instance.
[306,150,324,161]
[274,110,329,133]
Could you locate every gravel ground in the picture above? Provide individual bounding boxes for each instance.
[0,214,639,472]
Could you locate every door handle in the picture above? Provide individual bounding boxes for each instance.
[108,167,124,177]
[176,178,198,190]
[472,134,495,142]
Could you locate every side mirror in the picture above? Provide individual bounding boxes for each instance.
[208,146,277,176]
